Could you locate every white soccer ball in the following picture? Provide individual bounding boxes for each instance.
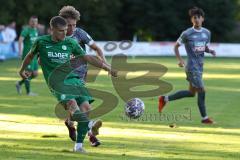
[125,98,145,119]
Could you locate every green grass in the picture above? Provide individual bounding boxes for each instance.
[0,57,240,160]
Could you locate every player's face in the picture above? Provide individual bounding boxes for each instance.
[51,25,67,41]
[29,18,38,28]
[66,18,77,36]
[191,15,204,28]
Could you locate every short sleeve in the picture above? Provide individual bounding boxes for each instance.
[206,31,211,46]
[20,27,28,38]
[77,28,94,46]
[177,31,187,45]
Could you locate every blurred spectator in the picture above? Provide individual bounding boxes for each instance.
[0,25,5,61]
[0,25,5,42]
[37,23,46,36]
[0,22,18,62]
[1,21,17,43]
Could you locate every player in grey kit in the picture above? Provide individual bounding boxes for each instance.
[158,7,216,124]
[59,5,110,146]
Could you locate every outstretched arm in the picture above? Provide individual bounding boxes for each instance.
[90,43,110,67]
[83,55,117,77]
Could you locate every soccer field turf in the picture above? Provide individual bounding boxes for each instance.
[0,57,239,160]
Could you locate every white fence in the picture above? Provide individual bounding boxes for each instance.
[1,41,240,59]
[86,41,240,57]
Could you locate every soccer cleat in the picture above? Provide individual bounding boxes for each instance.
[27,92,38,96]
[73,147,87,154]
[158,96,166,112]
[90,120,102,136]
[201,118,214,124]
[89,134,101,147]
[65,119,76,141]
[15,82,22,94]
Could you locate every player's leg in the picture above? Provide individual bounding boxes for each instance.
[65,99,101,146]
[26,57,38,96]
[64,117,76,141]
[16,56,26,94]
[195,87,214,124]
[190,72,214,124]
[16,69,32,95]
[66,99,102,152]
[63,102,76,142]
[16,79,24,94]
[63,101,87,143]
[158,72,196,112]
[65,99,88,153]
[77,100,102,147]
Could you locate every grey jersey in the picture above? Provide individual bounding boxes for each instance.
[70,28,94,81]
[177,27,211,72]
[70,27,94,51]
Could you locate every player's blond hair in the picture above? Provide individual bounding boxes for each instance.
[59,6,80,21]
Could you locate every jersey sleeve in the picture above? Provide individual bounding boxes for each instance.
[77,28,94,46]
[30,38,39,55]
[72,39,86,56]
[206,31,211,46]
[20,27,28,38]
[177,31,187,45]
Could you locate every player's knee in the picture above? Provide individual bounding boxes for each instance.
[80,101,91,112]
[189,90,196,97]
[66,99,79,113]
[188,87,196,97]
[197,87,205,93]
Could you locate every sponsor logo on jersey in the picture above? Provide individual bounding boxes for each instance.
[62,45,67,50]
[61,94,66,100]
[47,52,68,59]
[194,42,206,52]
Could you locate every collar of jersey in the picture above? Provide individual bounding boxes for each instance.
[192,26,203,32]
[67,34,73,38]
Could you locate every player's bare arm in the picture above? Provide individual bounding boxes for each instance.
[90,43,110,66]
[174,42,185,67]
[19,52,35,79]
[83,55,117,77]
[18,36,24,57]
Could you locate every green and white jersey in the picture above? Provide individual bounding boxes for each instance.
[20,26,38,58]
[30,35,86,84]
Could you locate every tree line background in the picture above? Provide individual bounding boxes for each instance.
[0,0,239,42]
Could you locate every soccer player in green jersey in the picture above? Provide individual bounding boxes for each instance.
[19,16,117,153]
[59,5,109,147]
[16,16,39,96]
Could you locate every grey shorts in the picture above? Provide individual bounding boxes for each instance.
[186,71,204,88]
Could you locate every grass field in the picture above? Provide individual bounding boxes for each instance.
[0,57,240,160]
